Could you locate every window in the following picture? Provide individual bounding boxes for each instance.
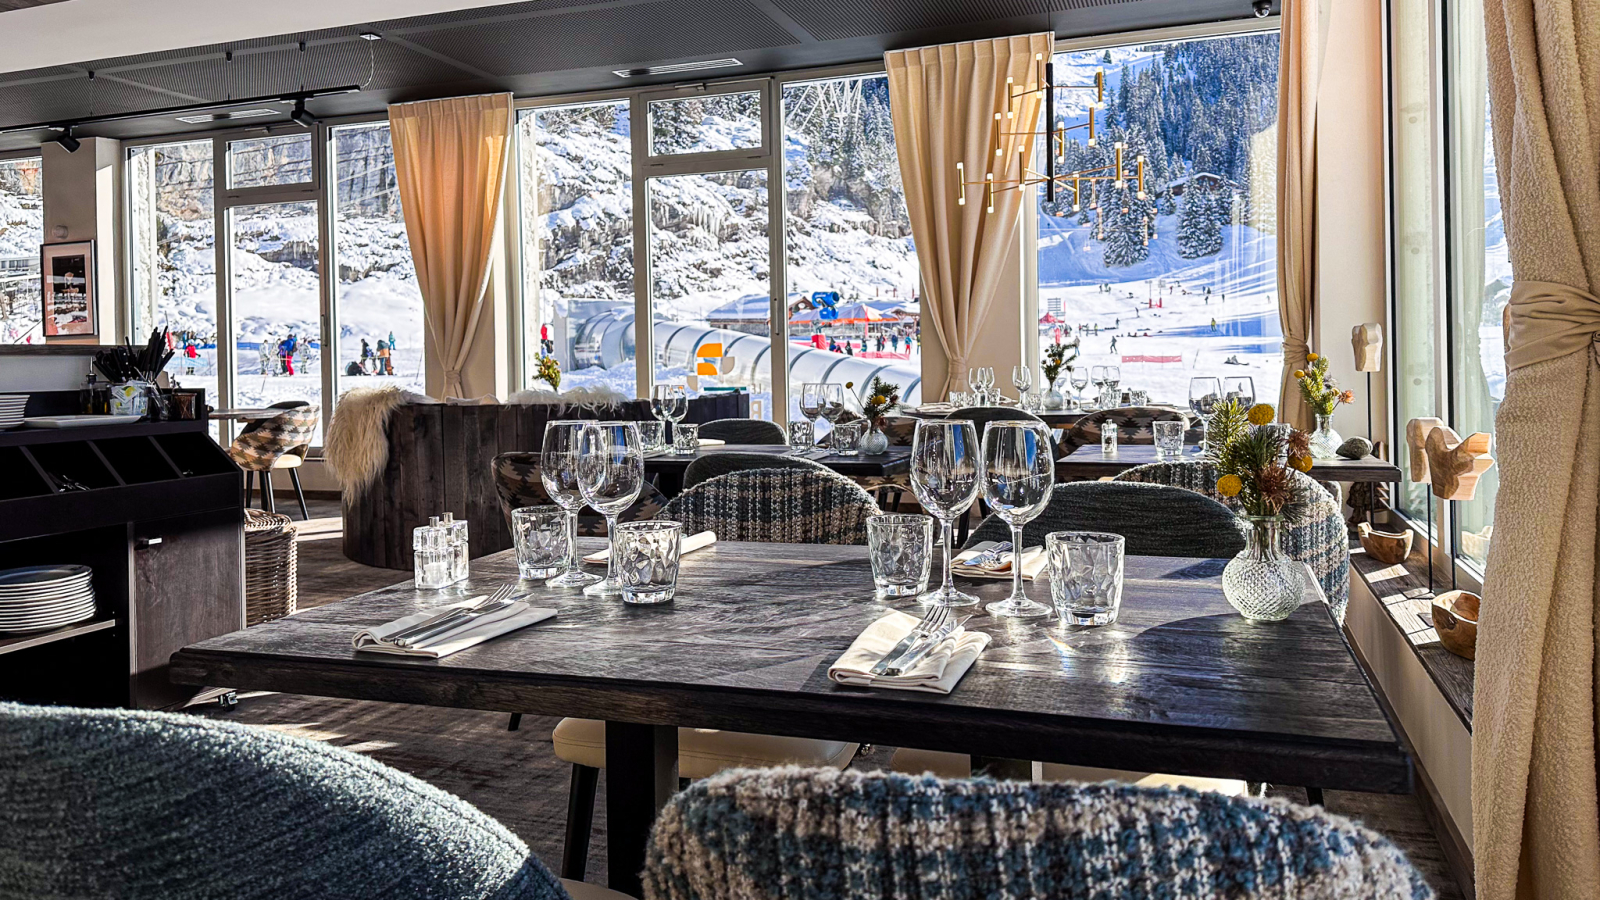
[516,100,635,394]
[227,134,313,189]
[649,90,761,156]
[331,122,425,397]
[1034,33,1282,409]
[229,200,323,441]
[0,156,43,344]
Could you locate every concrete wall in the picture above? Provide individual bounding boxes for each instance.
[40,137,122,347]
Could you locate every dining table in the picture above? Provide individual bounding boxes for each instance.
[170,539,1410,897]
[1056,442,1405,483]
[644,443,911,496]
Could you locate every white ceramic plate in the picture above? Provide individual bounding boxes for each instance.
[0,600,96,627]
[0,591,94,610]
[0,565,93,588]
[0,610,96,635]
[0,578,93,598]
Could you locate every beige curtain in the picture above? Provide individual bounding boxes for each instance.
[886,33,1052,396]
[1474,1,1600,898]
[388,93,513,398]
[1275,0,1331,429]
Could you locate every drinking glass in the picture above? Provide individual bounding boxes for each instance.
[978,367,996,404]
[981,421,1057,618]
[799,382,826,430]
[816,383,847,449]
[1129,389,1149,407]
[910,420,982,607]
[832,420,865,456]
[1104,365,1121,394]
[651,383,685,427]
[512,505,568,580]
[1012,365,1032,397]
[1089,366,1107,409]
[673,422,700,455]
[614,520,683,605]
[1070,368,1090,408]
[1047,531,1125,626]
[1223,376,1256,408]
[636,420,665,452]
[577,422,645,597]
[1101,422,1118,454]
[1189,377,1222,453]
[787,420,814,453]
[541,420,602,588]
[1153,420,1184,459]
[867,513,933,599]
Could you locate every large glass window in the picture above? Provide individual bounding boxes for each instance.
[0,156,43,344]
[1035,34,1282,408]
[331,122,425,397]
[516,100,635,394]
[650,91,762,156]
[229,200,323,441]
[227,134,313,189]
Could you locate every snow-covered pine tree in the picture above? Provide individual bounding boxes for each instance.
[1101,183,1153,268]
[1177,186,1222,259]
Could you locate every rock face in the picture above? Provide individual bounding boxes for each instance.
[1336,436,1372,460]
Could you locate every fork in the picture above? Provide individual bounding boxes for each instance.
[965,541,1013,569]
[869,604,949,676]
[387,584,515,644]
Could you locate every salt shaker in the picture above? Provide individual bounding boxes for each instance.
[442,511,470,583]
[414,517,455,590]
[1101,422,1119,455]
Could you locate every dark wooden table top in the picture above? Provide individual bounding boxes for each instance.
[1057,443,1404,482]
[643,443,910,476]
[892,407,1087,428]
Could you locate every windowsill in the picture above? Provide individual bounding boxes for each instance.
[1349,537,1474,731]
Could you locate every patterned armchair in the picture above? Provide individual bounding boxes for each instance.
[698,417,787,445]
[492,451,668,537]
[659,468,880,544]
[1059,406,1200,453]
[226,404,319,519]
[644,768,1435,900]
[1114,459,1351,621]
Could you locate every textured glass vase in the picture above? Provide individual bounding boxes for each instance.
[1042,378,1066,410]
[1222,516,1304,621]
[1308,413,1343,459]
[860,426,890,455]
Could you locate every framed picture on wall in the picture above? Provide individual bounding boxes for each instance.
[41,240,96,337]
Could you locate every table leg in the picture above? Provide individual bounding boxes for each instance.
[971,756,1033,780]
[606,721,677,897]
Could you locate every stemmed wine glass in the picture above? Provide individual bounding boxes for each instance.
[1103,365,1122,407]
[1011,365,1032,403]
[1223,376,1256,408]
[652,383,687,450]
[966,368,983,405]
[981,420,1056,618]
[1189,377,1223,453]
[576,422,644,597]
[540,420,602,588]
[1070,368,1090,409]
[816,383,847,451]
[1089,366,1107,408]
[910,419,982,608]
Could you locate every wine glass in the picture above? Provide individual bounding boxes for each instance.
[1189,377,1223,453]
[981,420,1056,618]
[1012,365,1032,401]
[1223,376,1256,408]
[980,367,997,405]
[577,422,644,597]
[910,419,982,608]
[652,382,686,428]
[966,368,982,405]
[817,383,847,450]
[1103,365,1122,407]
[1070,368,1090,409]
[540,420,602,588]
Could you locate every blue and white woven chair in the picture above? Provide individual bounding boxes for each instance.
[644,768,1435,900]
[659,468,881,545]
[0,702,624,900]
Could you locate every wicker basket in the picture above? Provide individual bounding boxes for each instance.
[244,509,297,626]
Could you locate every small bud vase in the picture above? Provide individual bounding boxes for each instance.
[860,425,890,456]
[1222,515,1304,621]
[1308,413,1343,460]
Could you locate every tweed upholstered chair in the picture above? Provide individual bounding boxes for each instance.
[948,406,1049,439]
[226,403,319,519]
[0,702,625,900]
[681,452,831,492]
[698,417,787,445]
[1058,406,1199,453]
[659,468,881,545]
[642,768,1435,900]
[1114,459,1351,621]
[848,417,916,511]
[493,451,668,537]
[964,480,1245,558]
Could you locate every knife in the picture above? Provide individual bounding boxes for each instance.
[868,615,940,676]
[883,617,970,677]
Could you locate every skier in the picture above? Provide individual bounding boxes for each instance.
[1210,318,1218,334]
[360,339,373,374]
[890,333,900,353]
[1109,337,1118,355]
[388,330,397,352]
[377,339,394,376]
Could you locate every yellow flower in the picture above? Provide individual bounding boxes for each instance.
[1307,352,1319,362]
[1246,403,1276,426]
[1293,370,1306,380]
[870,394,888,406]
[1216,474,1244,497]
[1292,455,1314,473]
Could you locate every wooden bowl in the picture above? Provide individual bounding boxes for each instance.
[1357,523,1413,566]
[1431,590,1480,660]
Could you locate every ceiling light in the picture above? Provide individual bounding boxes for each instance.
[289,99,316,129]
[359,32,382,41]
[53,127,79,153]
[175,108,277,124]
[1252,0,1272,16]
[614,58,742,78]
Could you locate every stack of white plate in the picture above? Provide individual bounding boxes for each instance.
[0,565,96,635]
[0,394,26,431]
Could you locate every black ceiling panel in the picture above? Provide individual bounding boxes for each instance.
[769,0,1055,42]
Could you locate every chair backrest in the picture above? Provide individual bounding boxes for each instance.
[659,468,881,544]
[949,406,1048,440]
[644,768,1434,900]
[964,480,1245,558]
[226,405,320,471]
[492,450,667,537]
[698,417,787,445]
[683,452,831,491]
[1115,459,1351,620]
[0,703,565,900]
[1060,406,1196,452]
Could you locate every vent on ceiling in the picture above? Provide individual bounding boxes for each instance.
[614,58,741,78]
[175,108,279,124]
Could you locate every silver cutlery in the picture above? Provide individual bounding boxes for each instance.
[883,616,971,677]
[869,604,949,676]
[964,541,1013,569]
[394,598,519,648]
[388,584,515,645]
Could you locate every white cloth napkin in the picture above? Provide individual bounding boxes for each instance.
[950,542,1049,581]
[697,438,726,447]
[353,599,556,658]
[828,610,990,694]
[583,530,717,564]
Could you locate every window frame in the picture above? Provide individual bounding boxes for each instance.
[0,148,46,346]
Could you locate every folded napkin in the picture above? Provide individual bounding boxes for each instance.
[951,542,1049,581]
[698,438,726,447]
[828,610,990,694]
[916,403,954,413]
[353,599,555,658]
[583,530,717,564]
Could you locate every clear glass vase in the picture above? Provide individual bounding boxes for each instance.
[1222,516,1304,621]
[1042,378,1066,410]
[860,426,890,456]
[1308,413,1343,459]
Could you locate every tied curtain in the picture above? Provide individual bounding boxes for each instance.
[388,94,513,398]
[1475,1,1600,898]
[1275,0,1332,430]
[885,33,1052,396]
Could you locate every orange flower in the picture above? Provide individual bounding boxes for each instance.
[1293,370,1306,380]
[1246,404,1276,426]
[1292,455,1314,473]
[1216,474,1244,497]
[1340,390,1355,404]
[1307,352,1319,362]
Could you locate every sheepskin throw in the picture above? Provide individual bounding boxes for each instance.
[323,385,409,495]
[643,768,1434,900]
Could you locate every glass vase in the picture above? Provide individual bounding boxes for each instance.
[1222,516,1304,621]
[1042,377,1065,410]
[1308,413,1343,459]
[860,425,890,455]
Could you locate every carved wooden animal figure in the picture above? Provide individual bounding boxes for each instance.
[1351,323,1383,373]
[1405,417,1443,483]
[1424,425,1495,501]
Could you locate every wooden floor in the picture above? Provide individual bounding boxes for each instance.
[195,498,1464,897]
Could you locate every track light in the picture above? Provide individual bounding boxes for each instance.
[53,127,79,153]
[289,99,316,129]
[1252,0,1272,17]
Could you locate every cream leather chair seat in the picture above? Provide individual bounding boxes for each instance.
[890,747,1249,795]
[552,717,857,777]
[561,879,635,900]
